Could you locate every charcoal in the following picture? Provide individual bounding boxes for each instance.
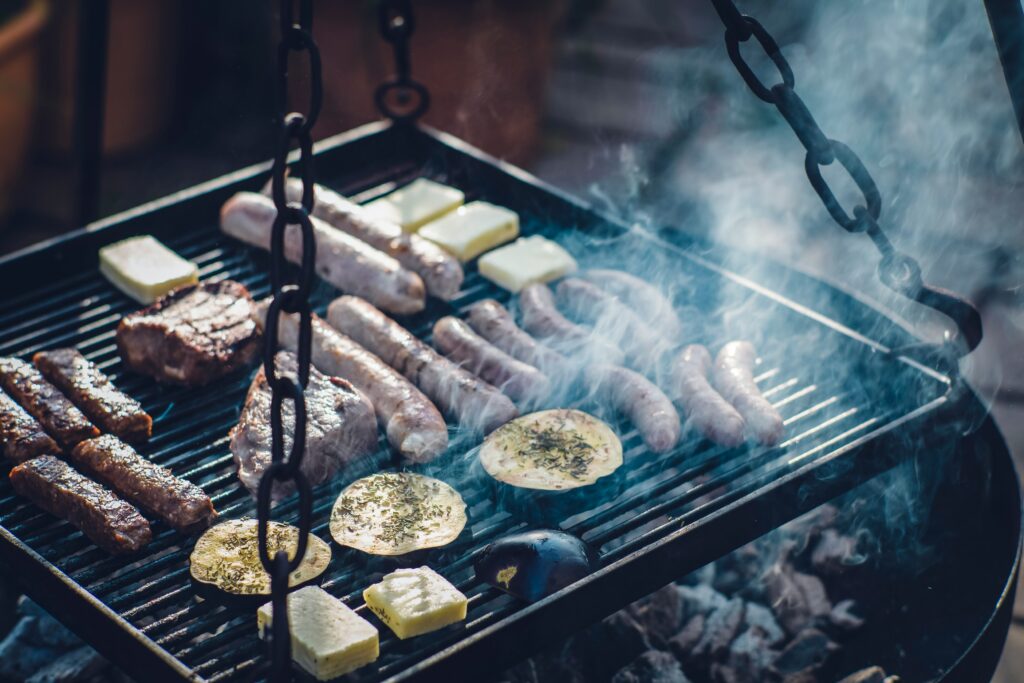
[611,650,692,683]
[837,666,887,683]
[829,599,866,632]
[812,529,866,576]
[792,572,832,618]
[764,564,832,636]
[669,613,706,663]
[677,584,729,622]
[628,584,684,648]
[573,610,650,680]
[742,601,785,647]
[771,628,839,679]
[710,663,743,683]
[692,597,745,661]
[725,627,779,680]
[25,646,107,683]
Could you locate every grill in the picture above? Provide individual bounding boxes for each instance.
[0,121,992,682]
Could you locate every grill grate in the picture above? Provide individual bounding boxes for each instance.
[0,123,953,682]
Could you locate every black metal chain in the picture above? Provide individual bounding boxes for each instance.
[708,0,983,357]
[375,0,430,122]
[260,0,320,680]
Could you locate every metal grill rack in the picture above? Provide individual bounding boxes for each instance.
[0,122,959,682]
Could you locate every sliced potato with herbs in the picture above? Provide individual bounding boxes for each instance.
[329,472,467,556]
[480,409,622,491]
[190,519,331,597]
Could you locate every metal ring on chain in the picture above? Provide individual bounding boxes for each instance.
[257,466,313,573]
[375,79,431,122]
[378,0,415,42]
[771,85,834,164]
[804,140,882,233]
[725,15,794,102]
[268,211,316,304]
[276,28,322,132]
[272,114,315,213]
[267,551,293,680]
[263,294,313,385]
[270,378,308,476]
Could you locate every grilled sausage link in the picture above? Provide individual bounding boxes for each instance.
[432,316,550,403]
[71,435,216,532]
[580,269,684,339]
[519,283,625,365]
[465,299,567,375]
[0,357,99,449]
[10,455,152,554]
[271,178,464,300]
[220,192,427,314]
[34,348,152,443]
[585,364,681,453]
[673,345,746,447]
[327,296,518,434]
[256,302,448,462]
[0,389,60,462]
[713,341,784,446]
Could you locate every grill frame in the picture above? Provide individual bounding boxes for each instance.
[0,120,994,682]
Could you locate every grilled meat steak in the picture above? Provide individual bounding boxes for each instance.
[116,280,261,386]
[71,434,216,532]
[0,389,60,462]
[0,357,99,449]
[9,455,152,554]
[34,348,152,443]
[231,351,378,499]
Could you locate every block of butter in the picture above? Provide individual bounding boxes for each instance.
[478,235,578,293]
[363,566,468,640]
[365,178,464,232]
[258,586,379,680]
[418,201,519,262]
[99,235,199,304]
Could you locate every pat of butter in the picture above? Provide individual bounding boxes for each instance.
[258,586,378,680]
[365,178,464,232]
[478,236,578,293]
[418,201,519,261]
[99,235,199,304]
[363,566,468,640]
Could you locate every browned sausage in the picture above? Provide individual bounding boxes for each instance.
[673,345,746,447]
[585,364,681,453]
[713,341,784,446]
[580,269,684,339]
[327,296,518,434]
[221,192,426,314]
[465,299,566,373]
[433,316,550,403]
[519,283,625,366]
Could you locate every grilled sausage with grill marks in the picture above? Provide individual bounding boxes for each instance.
[269,178,464,300]
[256,302,448,462]
[713,341,784,446]
[585,364,681,453]
[327,296,518,434]
[10,455,152,554]
[71,435,216,532]
[465,299,567,375]
[519,283,625,366]
[34,348,151,443]
[221,192,426,314]
[0,389,60,462]
[673,345,746,447]
[433,316,550,404]
[579,269,684,339]
[0,357,99,449]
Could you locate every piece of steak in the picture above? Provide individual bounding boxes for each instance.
[116,280,261,386]
[0,389,60,462]
[0,357,99,449]
[231,351,378,499]
[9,455,152,554]
[34,348,152,443]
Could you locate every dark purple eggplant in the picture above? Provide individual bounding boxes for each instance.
[474,530,597,602]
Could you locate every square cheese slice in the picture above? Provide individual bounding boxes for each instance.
[478,235,578,293]
[258,586,379,680]
[99,235,199,304]
[418,201,519,262]
[364,178,465,232]
[363,567,468,640]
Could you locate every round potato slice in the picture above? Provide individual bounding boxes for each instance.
[190,519,331,597]
[330,472,467,556]
[480,408,622,491]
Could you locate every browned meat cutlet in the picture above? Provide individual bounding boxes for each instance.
[116,280,261,386]
[0,389,60,462]
[34,348,152,443]
[9,455,152,554]
[0,357,99,449]
[71,434,217,532]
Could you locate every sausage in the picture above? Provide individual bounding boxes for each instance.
[71,435,216,532]
[713,341,784,446]
[0,357,99,449]
[326,296,518,434]
[256,302,448,463]
[673,345,746,447]
[519,283,625,366]
[432,316,551,403]
[579,269,684,339]
[220,192,426,314]
[34,348,152,443]
[585,364,681,453]
[0,389,60,462]
[10,455,152,554]
[465,299,566,375]
[270,178,464,300]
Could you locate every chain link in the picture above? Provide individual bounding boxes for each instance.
[708,0,982,356]
[260,0,320,679]
[375,0,430,122]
